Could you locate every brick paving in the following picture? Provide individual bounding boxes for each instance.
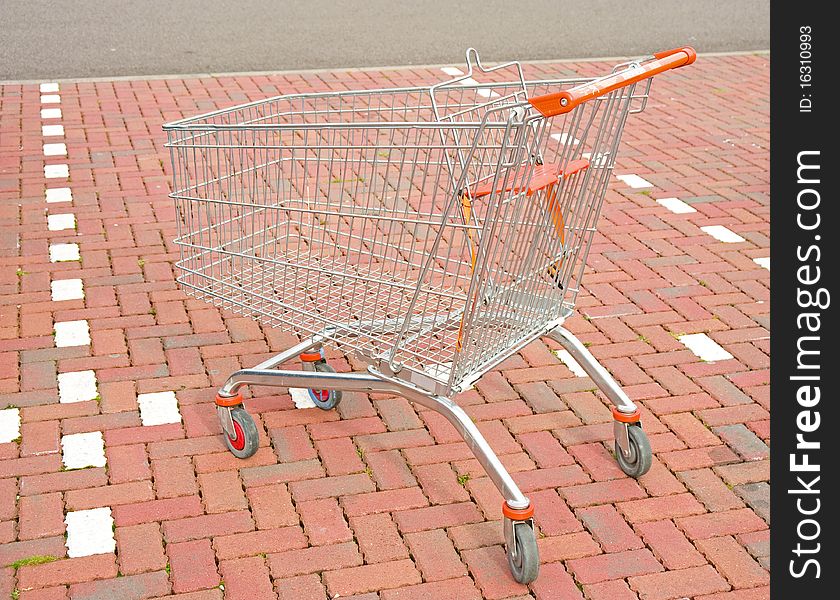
[0,52,769,599]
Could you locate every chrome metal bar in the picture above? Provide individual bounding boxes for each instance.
[248,335,324,372]
[219,365,529,509]
[546,325,637,414]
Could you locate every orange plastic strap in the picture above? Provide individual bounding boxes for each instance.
[529,46,696,118]
[611,406,641,423]
[215,393,243,408]
[502,502,534,521]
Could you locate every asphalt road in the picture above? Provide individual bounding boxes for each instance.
[1,1,769,81]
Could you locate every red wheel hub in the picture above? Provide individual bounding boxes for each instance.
[311,388,330,402]
[228,418,246,451]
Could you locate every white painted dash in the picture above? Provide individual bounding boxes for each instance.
[62,431,106,469]
[441,67,464,76]
[49,243,80,262]
[58,370,98,403]
[54,320,91,348]
[43,143,67,157]
[656,197,696,214]
[0,408,21,444]
[289,388,317,409]
[65,507,116,557]
[41,108,62,119]
[46,187,73,203]
[678,333,734,362]
[44,164,69,179]
[616,174,653,189]
[137,391,181,426]
[701,225,745,243]
[551,133,580,146]
[753,257,770,270]
[42,124,65,137]
[552,349,588,378]
[52,278,84,301]
[48,213,76,231]
[40,94,61,104]
[40,83,60,93]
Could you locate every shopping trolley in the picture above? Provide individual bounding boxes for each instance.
[164,46,695,584]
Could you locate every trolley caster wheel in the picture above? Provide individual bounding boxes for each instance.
[223,406,260,459]
[308,361,342,410]
[505,519,540,584]
[615,423,652,478]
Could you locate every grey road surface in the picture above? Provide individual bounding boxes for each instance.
[1,0,769,81]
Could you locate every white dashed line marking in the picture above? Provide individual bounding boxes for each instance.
[550,133,580,146]
[656,197,696,214]
[42,124,65,137]
[137,391,182,426]
[289,388,317,409]
[753,257,770,270]
[552,349,587,378]
[0,408,21,444]
[678,333,734,362]
[439,67,499,98]
[54,320,91,348]
[41,108,62,119]
[51,278,84,301]
[47,213,76,231]
[58,370,98,403]
[49,243,80,262]
[616,174,653,189]
[441,67,464,76]
[43,143,67,157]
[46,187,73,203]
[700,225,745,243]
[65,508,116,557]
[40,94,61,104]
[62,431,107,470]
[40,83,60,93]
[44,164,69,178]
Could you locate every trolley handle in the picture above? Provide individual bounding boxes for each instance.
[528,46,696,117]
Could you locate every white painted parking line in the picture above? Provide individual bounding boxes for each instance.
[58,370,98,403]
[41,108,62,119]
[43,143,67,157]
[552,349,587,377]
[753,257,770,270]
[137,391,181,426]
[40,83,60,93]
[44,164,69,178]
[440,68,499,98]
[616,174,653,189]
[700,225,745,243]
[656,197,696,214]
[551,133,580,146]
[441,67,463,76]
[678,333,734,362]
[42,124,65,137]
[0,408,21,444]
[47,213,76,231]
[41,94,61,104]
[65,507,116,557]
[62,431,107,469]
[289,388,317,409]
[46,187,73,203]
[49,243,80,262]
[54,320,91,347]
[582,152,609,167]
[51,278,84,301]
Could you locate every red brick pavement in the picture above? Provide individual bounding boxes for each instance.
[0,52,769,599]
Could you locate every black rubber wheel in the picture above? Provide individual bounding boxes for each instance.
[506,521,540,584]
[615,423,652,478]
[223,406,260,459]
[308,361,342,410]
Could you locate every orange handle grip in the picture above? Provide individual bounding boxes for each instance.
[529,46,696,118]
